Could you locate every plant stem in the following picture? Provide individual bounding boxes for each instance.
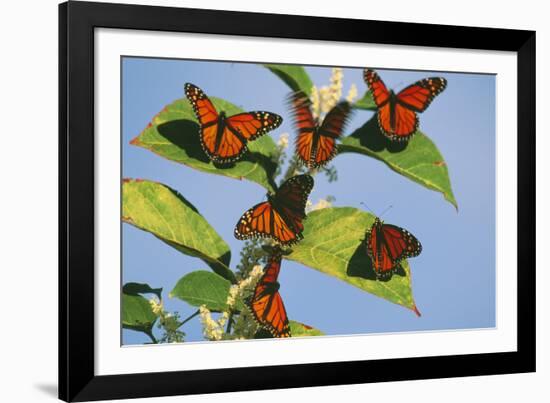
[145,329,158,344]
[226,312,234,334]
[282,156,302,182]
[177,309,200,329]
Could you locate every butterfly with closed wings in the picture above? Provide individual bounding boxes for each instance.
[234,174,313,246]
[365,217,422,280]
[247,250,290,338]
[185,83,282,164]
[288,91,353,169]
[363,69,447,142]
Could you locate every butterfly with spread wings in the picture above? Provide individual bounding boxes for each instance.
[363,69,447,142]
[234,174,313,246]
[365,217,422,279]
[248,251,290,338]
[185,83,282,164]
[288,91,353,169]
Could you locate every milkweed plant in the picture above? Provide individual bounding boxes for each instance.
[122,65,455,343]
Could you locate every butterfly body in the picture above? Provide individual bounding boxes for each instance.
[248,253,290,338]
[364,69,447,141]
[235,174,313,246]
[205,111,244,155]
[289,91,353,168]
[185,83,282,164]
[365,217,422,279]
[385,90,411,136]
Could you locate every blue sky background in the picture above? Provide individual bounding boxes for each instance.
[122,57,496,345]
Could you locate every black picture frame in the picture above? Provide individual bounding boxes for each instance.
[59,1,536,401]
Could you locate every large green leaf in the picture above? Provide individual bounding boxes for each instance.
[264,64,314,96]
[122,179,236,283]
[131,97,278,193]
[122,282,163,300]
[287,207,419,314]
[170,270,244,311]
[122,293,158,333]
[339,116,457,209]
[289,321,325,337]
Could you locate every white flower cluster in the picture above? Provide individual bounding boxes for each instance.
[306,198,333,213]
[316,67,343,117]
[310,85,321,121]
[149,297,163,316]
[310,68,357,120]
[199,305,224,341]
[346,83,358,104]
[277,132,289,149]
[199,265,264,341]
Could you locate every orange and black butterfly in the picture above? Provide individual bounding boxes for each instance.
[234,174,313,246]
[363,69,447,141]
[365,217,422,279]
[185,83,282,164]
[248,251,290,338]
[288,91,353,168]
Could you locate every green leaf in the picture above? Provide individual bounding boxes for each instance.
[131,97,278,193]
[122,179,236,283]
[353,91,377,110]
[339,116,457,209]
[170,270,244,311]
[122,282,163,300]
[287,207,419,313]
[264,64,314,96]
[289,321,325,337]
[122,293,157,333]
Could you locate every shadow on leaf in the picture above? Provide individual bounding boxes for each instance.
[346,240,406,283]
[346,241,377,281]
[157,119,210,163]
[156,119,278,190]
[166,187,200,215]
[161,238,235,283]
[247,152,278,190]
[348,116,409,153]
[217,250,232,269]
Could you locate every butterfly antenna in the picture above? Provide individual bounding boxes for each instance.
[379,205,393,219]
[360,201,375,215]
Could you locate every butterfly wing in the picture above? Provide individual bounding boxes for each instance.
[379,102,419,141]
[396,77,447,112]
[212,111,282,163]
[315,101,353,167]
[210,125,247,163]
[380,223,422,260]
[210,111,281,164]
[363,69,390,108]
[381,77,447,141]
[273,174,314,233]
[234,175,314,246]
[366,219,422,278]
[211,111,282,164]
[288,91,317,167]
[226,111,282,141]
[249,254,290,338]
[234,201,302,245]
[366,221,395,276]
[184,83,222,159]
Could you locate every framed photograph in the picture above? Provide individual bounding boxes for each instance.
[59,1,535,401]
